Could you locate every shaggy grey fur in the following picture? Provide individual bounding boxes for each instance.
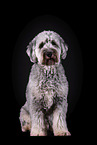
[19,30,71,136]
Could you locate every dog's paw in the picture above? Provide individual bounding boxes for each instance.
[21,120,31,132]
[30,132,46,136]
[54,130,71,136]
[30,129,47,136]
[63,131,71,136]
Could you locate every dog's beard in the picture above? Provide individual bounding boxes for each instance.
[45,58,55,65]
[42,50,58,66]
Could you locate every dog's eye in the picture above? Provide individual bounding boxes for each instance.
[39,42,44,49]
[51,40,58,47]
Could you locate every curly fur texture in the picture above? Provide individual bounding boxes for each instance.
[19,30,71,136]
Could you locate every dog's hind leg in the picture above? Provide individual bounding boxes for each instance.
[19,102,31,132]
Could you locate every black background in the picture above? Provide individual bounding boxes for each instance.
[3,1,94,143]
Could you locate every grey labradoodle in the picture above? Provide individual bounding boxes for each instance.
[19,30,71,136]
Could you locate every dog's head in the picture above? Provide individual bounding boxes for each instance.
[26,31,68,66]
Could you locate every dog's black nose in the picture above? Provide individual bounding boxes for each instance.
[46,52,52,57]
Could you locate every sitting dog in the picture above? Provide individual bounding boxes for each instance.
[19,30,71,136]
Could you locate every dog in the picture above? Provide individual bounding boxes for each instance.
[19,30,71,136]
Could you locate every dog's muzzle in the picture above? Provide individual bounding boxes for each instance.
[42,49,58,66]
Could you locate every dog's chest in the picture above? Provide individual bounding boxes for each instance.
[29,64,67,109]
[37,70,60,108]
[39,69,59,92]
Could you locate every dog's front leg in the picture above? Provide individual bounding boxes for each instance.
[29,104,46,136]
[53,102,71,136]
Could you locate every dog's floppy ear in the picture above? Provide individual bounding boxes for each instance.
[26,39,36,63]
[60,38,68,60]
